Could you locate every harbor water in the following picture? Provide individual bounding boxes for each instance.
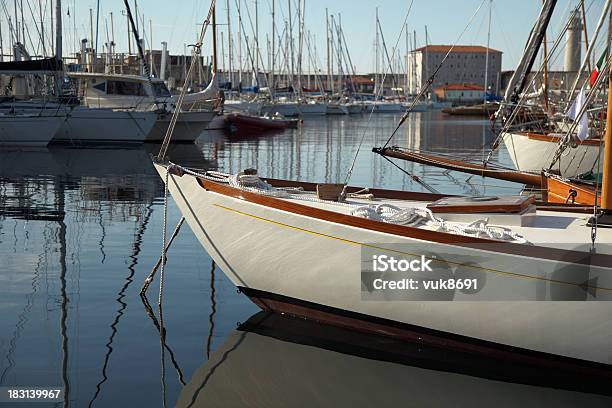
[2,112,607,407]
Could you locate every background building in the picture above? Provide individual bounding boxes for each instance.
[406,45,502,96]
[433,83,485,103]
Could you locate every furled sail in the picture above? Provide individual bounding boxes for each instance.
[499,0,557,117]
[0,57,63,74]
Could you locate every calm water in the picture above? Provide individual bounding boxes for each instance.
[1,112,607,407]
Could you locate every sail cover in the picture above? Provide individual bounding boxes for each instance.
[0,57,63,74]
[501,0,557,108]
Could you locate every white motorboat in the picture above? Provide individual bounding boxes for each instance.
[69,72,217,142]
[0,113,64,147]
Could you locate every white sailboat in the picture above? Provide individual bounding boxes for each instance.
[501,131,600,176]
[153,0,612,370]
[71,72,216,142]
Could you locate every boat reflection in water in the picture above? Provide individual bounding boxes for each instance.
[176,312,612,408]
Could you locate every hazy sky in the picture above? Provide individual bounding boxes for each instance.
[1,0,606,73]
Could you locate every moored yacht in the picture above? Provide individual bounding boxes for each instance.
[0,101,156,144]
[69,72,217,142]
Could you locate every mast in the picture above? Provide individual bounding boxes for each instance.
[580,0,591,73]
[226,0,233,88]
[95,0,100,55]
[212,2,217,74]
[55,0,62,60]
[542,2,549,112]
[374,8,379,96]
[0,15,4,61]
[255,0,259,79]
[424,25,428,88]
[110,12,115,73]
[271,0,275,93]
[237,0,242,89]
[149,19,153,74]
[597,57,612,221]
[326,8,331,93]
[39,0,46,55]
[14,0,19,44]
[288,0,294,93]
[599,7,612,218]
[405,24,409,95]
[483,0,491,105]
[20,0,25,48]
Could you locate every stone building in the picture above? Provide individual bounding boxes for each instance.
[406,45,502,96]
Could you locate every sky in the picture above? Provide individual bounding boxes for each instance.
[0,0,606,73]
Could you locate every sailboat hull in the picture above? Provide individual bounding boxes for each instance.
[157,165,612,367]
[53,108,156,144]
[296,103,327,115]
[502,132,601,177]
[261,103,300,117]
[145,110,216,142]
[326,104,349,115]
[0,115,63,147]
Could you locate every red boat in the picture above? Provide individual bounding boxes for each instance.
[224,113,300,133]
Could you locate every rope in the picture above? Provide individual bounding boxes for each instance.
[158,166,169,408]
[351,204,530,244]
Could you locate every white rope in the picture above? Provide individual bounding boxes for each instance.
[350,204,530,244]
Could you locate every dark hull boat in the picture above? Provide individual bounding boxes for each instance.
[225,112,300,133]
[441,103,499,117]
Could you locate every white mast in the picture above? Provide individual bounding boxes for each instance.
[55,0,62,59]
[326,8,331,94]
[375,8,379,96]
[483,0,492,104]
[238,0,242,89]
[255,0,259,79]
[226,0,233,87]
[271,0,275,93]
[288,0,294,94]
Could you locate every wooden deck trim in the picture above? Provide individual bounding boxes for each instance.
[519,132,603,147]
[195,176,612,267]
